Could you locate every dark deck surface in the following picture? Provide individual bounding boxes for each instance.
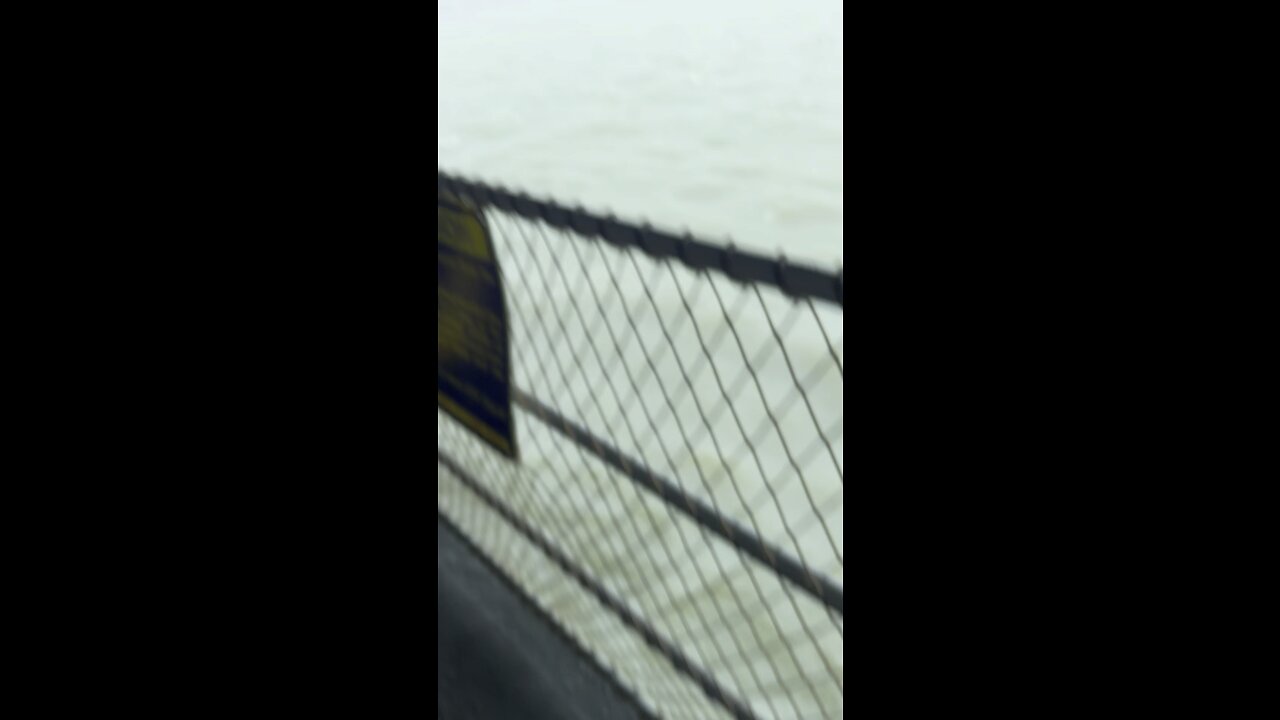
[437,517,651,720]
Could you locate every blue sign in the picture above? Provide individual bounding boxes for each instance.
[438,191,517,459]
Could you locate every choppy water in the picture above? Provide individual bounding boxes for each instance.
[439,2,843,717]
[438,0,843,264]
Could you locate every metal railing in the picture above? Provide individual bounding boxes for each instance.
[437,170,844,720]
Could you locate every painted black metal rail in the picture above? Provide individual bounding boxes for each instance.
[438,171,844,309]
[513,387,844,617]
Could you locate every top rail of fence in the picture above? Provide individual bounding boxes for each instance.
[438,171,844,309]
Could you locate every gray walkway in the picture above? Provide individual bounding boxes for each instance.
[437,517,651,720]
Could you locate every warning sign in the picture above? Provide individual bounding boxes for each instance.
[438,191,517,459]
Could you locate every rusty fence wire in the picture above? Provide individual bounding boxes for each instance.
[437,170,844,720]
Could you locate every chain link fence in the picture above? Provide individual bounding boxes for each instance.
[438,170,844,720]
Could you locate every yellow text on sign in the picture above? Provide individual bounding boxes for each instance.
[438,206,491,261]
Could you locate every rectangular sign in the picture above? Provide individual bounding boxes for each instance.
[438,191,518,459]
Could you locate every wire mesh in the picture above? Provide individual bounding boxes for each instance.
[437,172,844,720]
